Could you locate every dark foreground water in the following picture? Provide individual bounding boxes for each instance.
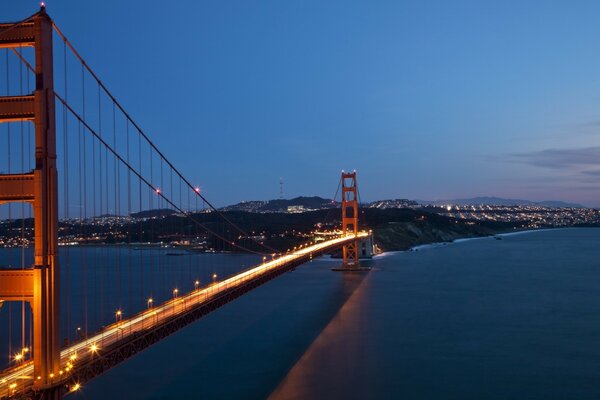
[6,228,600,399]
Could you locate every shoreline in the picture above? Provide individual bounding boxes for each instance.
[4,227,593,257]
[374,226,592,257]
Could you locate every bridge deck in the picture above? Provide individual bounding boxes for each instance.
[1,233,368,399]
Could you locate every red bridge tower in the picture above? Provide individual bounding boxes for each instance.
[0,7,61,396]
[341,171,359,268]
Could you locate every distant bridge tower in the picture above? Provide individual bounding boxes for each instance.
[341,171,359,268]
[0,6,61,395]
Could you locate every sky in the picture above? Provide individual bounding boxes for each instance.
[2,1,600,207]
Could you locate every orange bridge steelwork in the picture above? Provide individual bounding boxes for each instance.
[0,8,61,398]
[0,8,371,400]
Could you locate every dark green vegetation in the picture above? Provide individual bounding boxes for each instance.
[364,209,516,251]
[125,208,518,252]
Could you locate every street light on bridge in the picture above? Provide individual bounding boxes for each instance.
[147,298,153,309]
[173,288,179,298]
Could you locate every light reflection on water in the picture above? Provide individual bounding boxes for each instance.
[4,228,600,399]
[271,228,600,400]
[269,270,372,400]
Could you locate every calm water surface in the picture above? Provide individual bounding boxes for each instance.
[6,228,600,399]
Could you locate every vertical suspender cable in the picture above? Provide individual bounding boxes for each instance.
[126,119,132,314]
[63,38,71,344]
[91,81,97,331]
[114,102,121,312]
[137,129,142,311]
[97,83,104,328]
[82,63,89,338]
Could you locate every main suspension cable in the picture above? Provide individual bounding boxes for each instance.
[54,92,268,256]
[51,22,279,254]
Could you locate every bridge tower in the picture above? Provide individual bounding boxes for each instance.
[0,6,61,394]
[341,171,359,268]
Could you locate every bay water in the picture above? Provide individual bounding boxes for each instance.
[3,228,600,399]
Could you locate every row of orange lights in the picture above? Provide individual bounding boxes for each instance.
[112,275,221,320]
[5,244,362,394]
[4,348,81,395]
[2,241,356,396]
[2,242,356,391]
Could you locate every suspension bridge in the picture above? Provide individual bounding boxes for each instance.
[0,7,371,399]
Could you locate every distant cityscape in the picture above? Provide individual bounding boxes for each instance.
[221,196,600,229]
[0,196,598,249]
[427,204,599,228]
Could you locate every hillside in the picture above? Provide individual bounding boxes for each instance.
[364,209,513,251]
[220,196,336,213]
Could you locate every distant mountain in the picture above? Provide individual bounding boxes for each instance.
[221,196,337,213]
[97,213,119,218]
[417,197,584,208]
[536,200,584,208]
[131,209,178,219]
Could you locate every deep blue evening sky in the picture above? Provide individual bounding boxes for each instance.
[3,1,600,207]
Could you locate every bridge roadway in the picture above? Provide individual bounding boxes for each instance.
[1,233,369,399]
